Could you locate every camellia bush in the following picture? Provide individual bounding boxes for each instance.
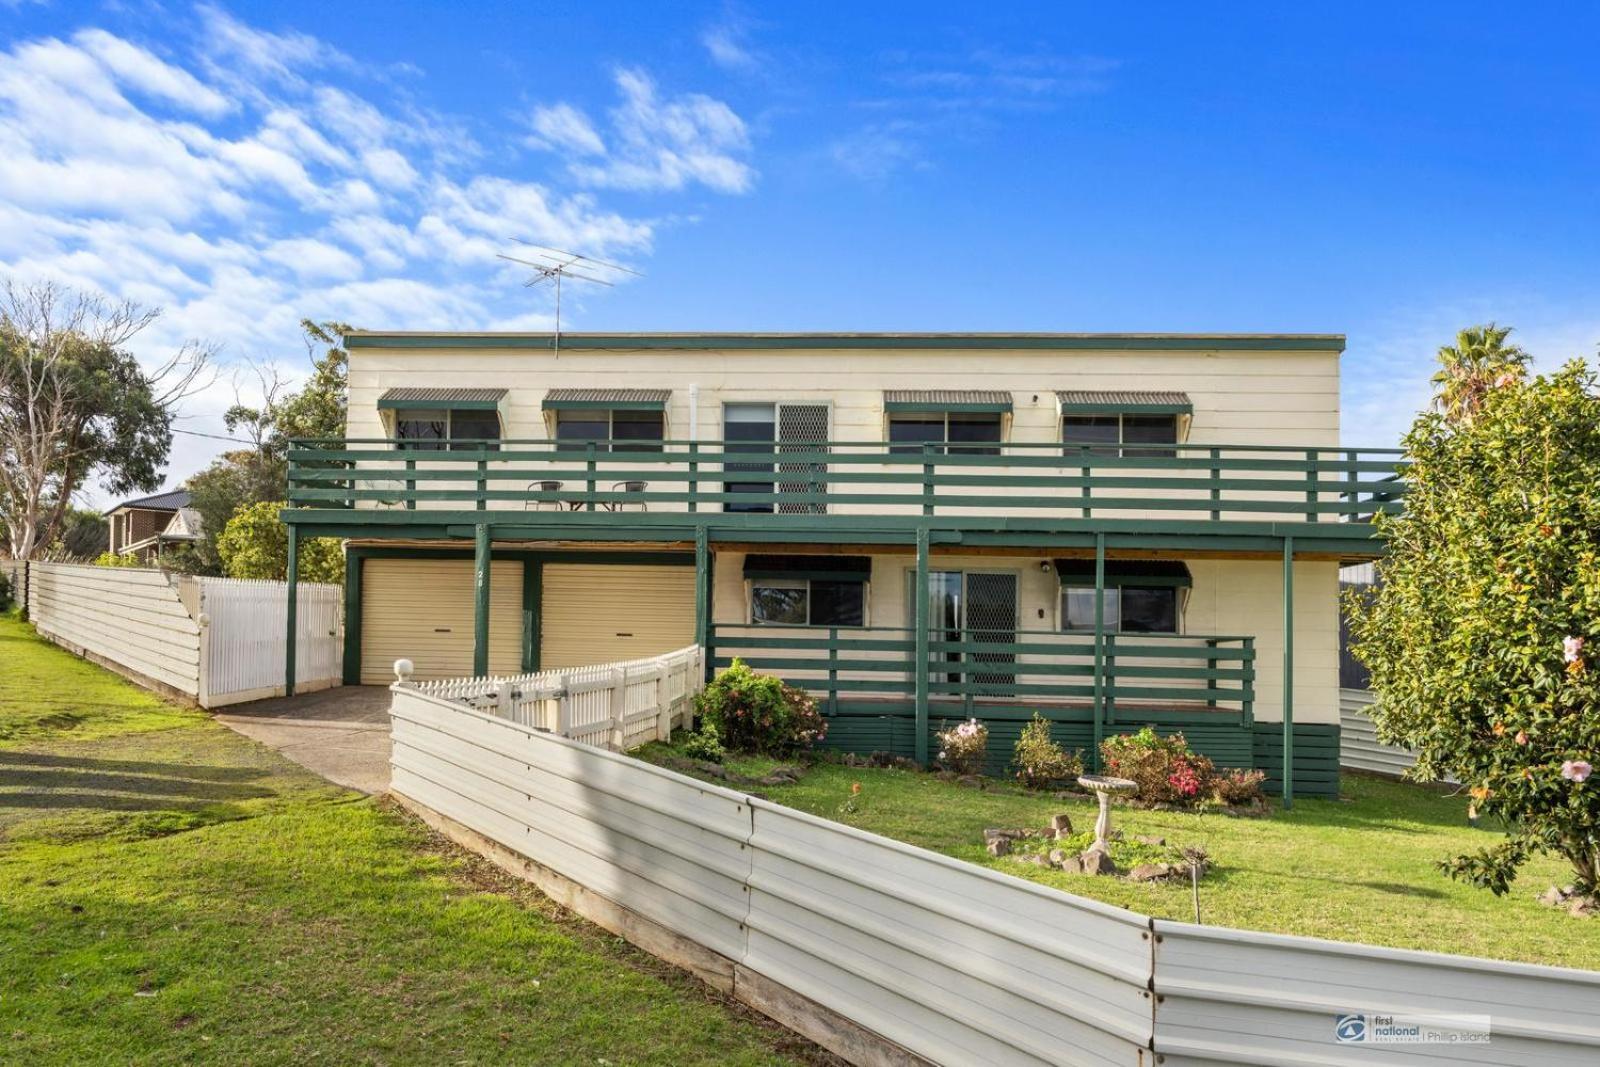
[1348,357,1600,899]
[1012,712,1082,789]
[936,718,989,775]
[1100,727,1216,808]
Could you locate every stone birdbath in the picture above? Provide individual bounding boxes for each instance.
[1077,775,1139,854]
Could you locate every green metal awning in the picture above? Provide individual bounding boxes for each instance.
[1053,560,1192,588]
[883,390,1013,414]
[378,387,507,411]
[1056,390,1193,415]
[542,388,671,411]
[744,554,872,583]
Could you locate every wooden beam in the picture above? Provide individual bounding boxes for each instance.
[913,528,930,765]
[285,524,299,697]
[473,523,491,678]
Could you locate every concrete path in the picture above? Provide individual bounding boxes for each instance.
[214,686,393,794]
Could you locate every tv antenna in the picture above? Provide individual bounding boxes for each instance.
[497,240,642,354]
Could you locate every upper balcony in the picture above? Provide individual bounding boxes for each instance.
[286,437,1407,550]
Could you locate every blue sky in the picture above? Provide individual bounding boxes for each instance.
[3,2,1597,496]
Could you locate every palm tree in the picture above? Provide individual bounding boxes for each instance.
[1431,324,1531,424]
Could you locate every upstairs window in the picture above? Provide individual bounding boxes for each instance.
[883,391,1011,456]
[380,389,506,451]
[543,389,670,452]
[1057,391,1191,459]
[553,409,665,452]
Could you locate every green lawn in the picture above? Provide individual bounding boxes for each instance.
[0,614,829,1066]
[639,743,1600,970]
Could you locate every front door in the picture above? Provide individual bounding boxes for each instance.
[910,570,1019,697]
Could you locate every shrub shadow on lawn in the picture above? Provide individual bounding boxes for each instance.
[0,750,273,785]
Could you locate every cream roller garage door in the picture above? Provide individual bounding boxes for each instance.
[540,564,696,669]
[361,558,523,684]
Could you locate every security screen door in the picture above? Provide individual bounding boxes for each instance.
[910,570,1019,694]
[723,403,830,513]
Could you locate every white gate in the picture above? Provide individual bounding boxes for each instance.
[198,577,342,706]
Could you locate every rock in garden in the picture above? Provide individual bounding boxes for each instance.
[957,774,986,790]
[1047,848,1068,866]
[986,837,1011,857]
[1057,855,1085,874]
[1050,813,1074,834]
[1129,863,1172,882]
[1538,886,1571,909]
[1133,834,1166,846]
[1026,853,1051,867]
[1569,896,1599,918]
[1079,848,1117,876]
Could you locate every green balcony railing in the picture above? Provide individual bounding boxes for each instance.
[287,438,1406,524]
[707,623,1256,726]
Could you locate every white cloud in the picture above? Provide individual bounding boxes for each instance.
[530,68,755,194]
[0,6,746,496]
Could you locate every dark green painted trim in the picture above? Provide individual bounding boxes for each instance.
[342,551,363,685]
[523,561,541,672]
[473,524,491,678]
[1059,401,1193,415]
[541,398,667,411]
[346,332,1348,353]
[284,525,299,697]
[378,397,502,411]
[913,528,930,764]
[1282,535,1295,808]
[884,400,1013,414]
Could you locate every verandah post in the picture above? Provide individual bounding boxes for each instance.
[914,526,930,764]
[284,523,299,698]
[693,525,711,679]
[1282,535,1295,809]
[1091,532,1106,770]
[473,523,491,678]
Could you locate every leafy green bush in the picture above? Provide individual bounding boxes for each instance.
[1349,353,1600,897]
[1100,727,1216,808]
[92,551,147,568]
[935,718,989,775]
[693,659,826,757]
[218,501,343,584]
[0,569,11,612]
[682,724,726,763]
[1012,713,1082,789]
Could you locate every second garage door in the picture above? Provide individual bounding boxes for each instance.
[540,563,696,669]
[361,558,523,684]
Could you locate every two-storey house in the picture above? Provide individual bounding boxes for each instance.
[283,332,1404,803]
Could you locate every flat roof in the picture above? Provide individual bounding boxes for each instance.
[343,331,1346,353]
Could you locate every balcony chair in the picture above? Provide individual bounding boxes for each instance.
[525,480,577,511]
[605,480,649,512]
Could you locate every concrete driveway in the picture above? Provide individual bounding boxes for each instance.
[214,686,392,794]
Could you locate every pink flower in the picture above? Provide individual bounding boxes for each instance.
[1564,636,1585,663]
[1561,760,1592,783]
[1494,371,1519,388]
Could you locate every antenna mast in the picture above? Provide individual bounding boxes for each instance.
[497,240,642,355]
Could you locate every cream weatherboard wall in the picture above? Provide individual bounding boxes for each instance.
[345,344,1340,447]
[538,563,696,669]
[360,558,523,683]
[711,551,1338,725]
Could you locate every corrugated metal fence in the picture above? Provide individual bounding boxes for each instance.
[9,560,341,707]
[1339,687,1459,784]
[409,645,703,749]
[390,679,1600,1066]
[197,577,343,706]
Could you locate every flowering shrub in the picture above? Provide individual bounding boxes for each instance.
[1012,713,1083,790]
[693,659,826,757]
[936,718,989,775]
[1214,768,1268,806]
[1348,356,1600,897]
[1100,727,1216,808]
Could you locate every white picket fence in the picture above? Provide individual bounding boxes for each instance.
[410,645,704,749]
[389,678,1600,1067]
[12,560,341,707]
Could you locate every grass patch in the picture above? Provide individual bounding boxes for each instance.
[639,739,1600,970]
[0,615,828,1065]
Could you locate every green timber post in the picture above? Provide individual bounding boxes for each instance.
[914,526,931,764]
[522,560,541,672]
[1091,532,1106,769]
[285,524,299,697]
[473,523,491,678]
[1282,534,1295,809]
[342,550,362,685]
[694,526,711,679]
